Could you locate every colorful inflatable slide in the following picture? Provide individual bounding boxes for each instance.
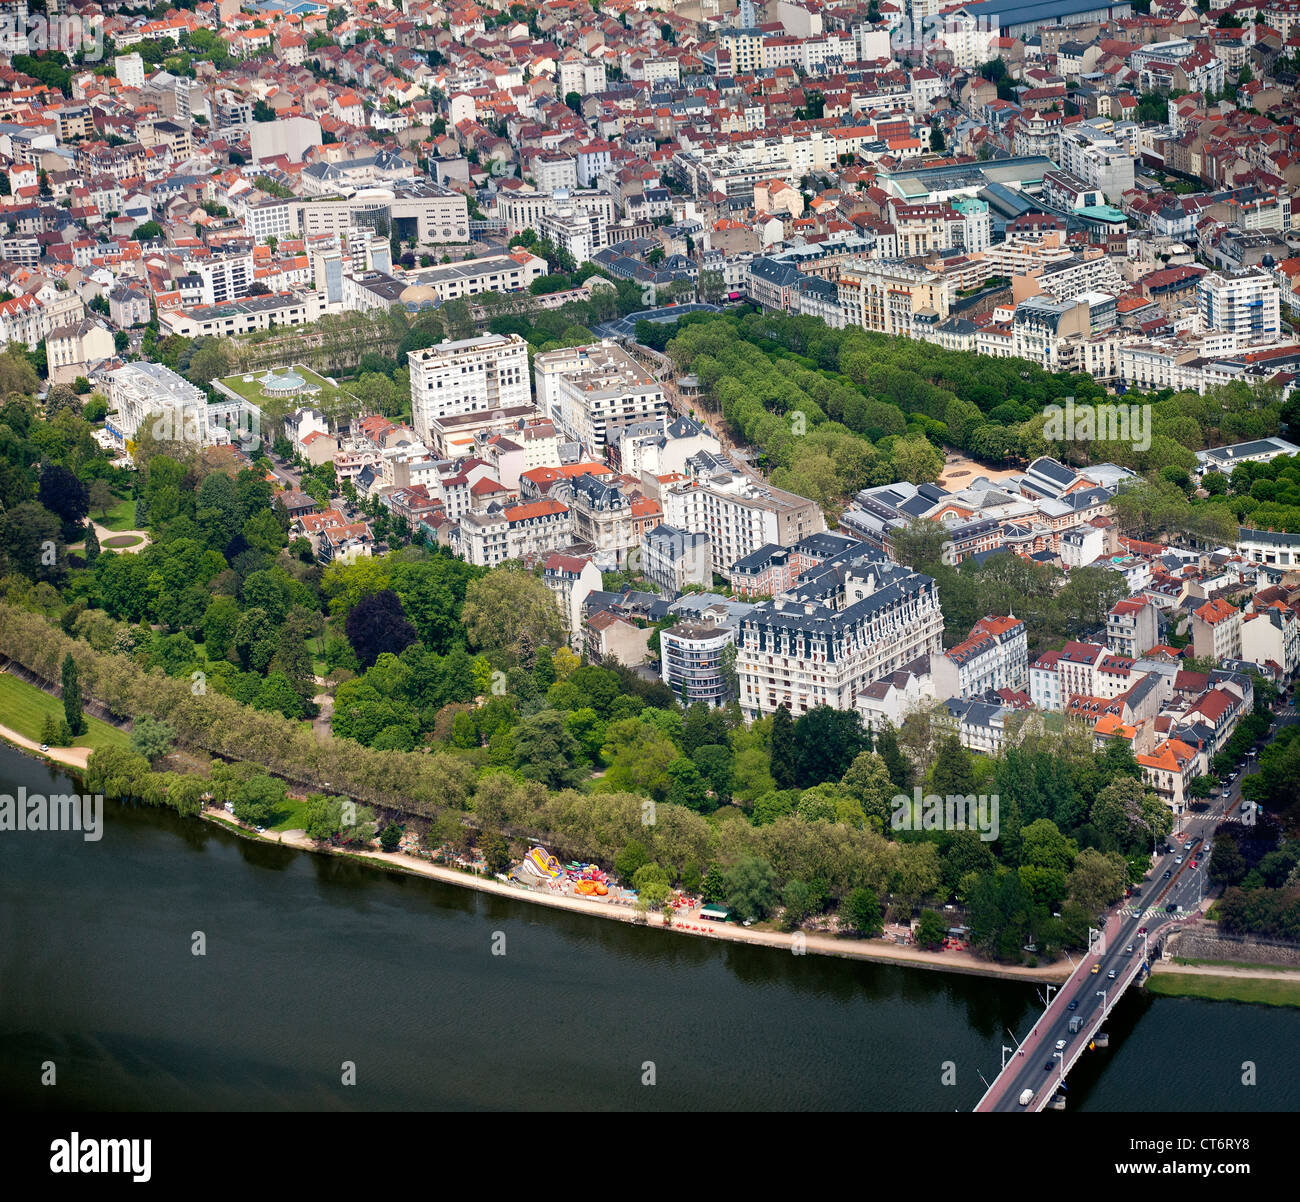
[522,846,561,878]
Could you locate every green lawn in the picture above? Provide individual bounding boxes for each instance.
[0,673,130,752]
[215,366,361,422]
[102,534,144,549]
[1147,971,1300,1008]
[95,497,138,532]
[267,795,314,833]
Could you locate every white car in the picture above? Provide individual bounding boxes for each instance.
[1054,1039,1067,1051]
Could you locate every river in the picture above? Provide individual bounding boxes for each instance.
[1,742,1295,1111]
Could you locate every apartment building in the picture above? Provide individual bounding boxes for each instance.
[1106,595,1161,659]
[936,614,1029,698]
[408,333,531,444]
[543,553,603,649]
[662,468,825,580]
[104,361,220,447]
[1198,269,1281,341]
[459,498,572,567]
[406,251,547,303]
[641,524,712,593]
[533,342,666,456]
[1191,597,1242,662]
[661,621,736,707]
[1241,604,1300,682]
[736,562,944,719]
[837,258,949,338]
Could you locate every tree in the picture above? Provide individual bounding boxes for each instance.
[37,465,89,540]
[666,756,713,813]
[131,220,163,240]
[615,839,649,881]
[512,710,584,788]
[61,653,85,736]
[462,565,565,661]
[380,822,403,852]
[479,830,512,875]
[770,704,797,789]
[345,589,418,669]
[722,855,778,921]
[914,909,947,949]
[88,479,116,520]
[1066,848,1128,918]
[232,774,285,827]
[82,523,100,565]
[844,886,882,936]
[793,705,866,788]
[130,716,175,763]
[564,91,582,114]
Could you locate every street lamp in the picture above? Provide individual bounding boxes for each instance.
[1096,988,1107,1016]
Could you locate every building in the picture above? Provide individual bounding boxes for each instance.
[837,258,949,338]
[936,614,1029,698]
[736,562,945,718]
[104,361,232,447]
[45,318,114,385]
[1199,269,1281,342]
[662,466,825,580]
[661,621,736,707]
[641,524,712,593]
[1106,595,1160,659]
[458,498,571,567]
[544,553,603,649]
[1191,597,1242,663]
[1195,437,1299,480]
[408,334,531,444]
[533,342,666,457]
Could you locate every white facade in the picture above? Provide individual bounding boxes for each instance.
[408,334,531,444]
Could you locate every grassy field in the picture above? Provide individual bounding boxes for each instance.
[1147,971,1300,1008]
[216,366,360,422]
[102,534,145,549]
[0,673,130,752]
[95,497,138,532]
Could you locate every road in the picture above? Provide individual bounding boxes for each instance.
[981,698,1291,1111]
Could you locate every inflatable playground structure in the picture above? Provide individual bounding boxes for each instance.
[520,846,610,896]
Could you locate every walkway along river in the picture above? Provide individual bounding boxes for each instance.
[1,742,1296,1111]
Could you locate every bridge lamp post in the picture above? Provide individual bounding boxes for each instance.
[1096,988,1107,1017]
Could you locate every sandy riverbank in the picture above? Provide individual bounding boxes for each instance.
[0,722,93,770]
[205,811,1068,984]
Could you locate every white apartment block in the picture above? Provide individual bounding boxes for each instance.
[544,553,603,649]
[408,333,531,444]
[1056,122,1135,204]
[497,188,614,243]
[533,341,666,456]
[459,499,572,567]
[104,361,233,447]
[1029,650,1063,712]
[1241,605,1300,681]
[1199,269,1281,341]
[937,615,1029,698]
[736,563,944,719]
[837,258,949,338]
[661,472,825,580]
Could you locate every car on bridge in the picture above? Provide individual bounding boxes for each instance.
[1090,963,1101,974]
